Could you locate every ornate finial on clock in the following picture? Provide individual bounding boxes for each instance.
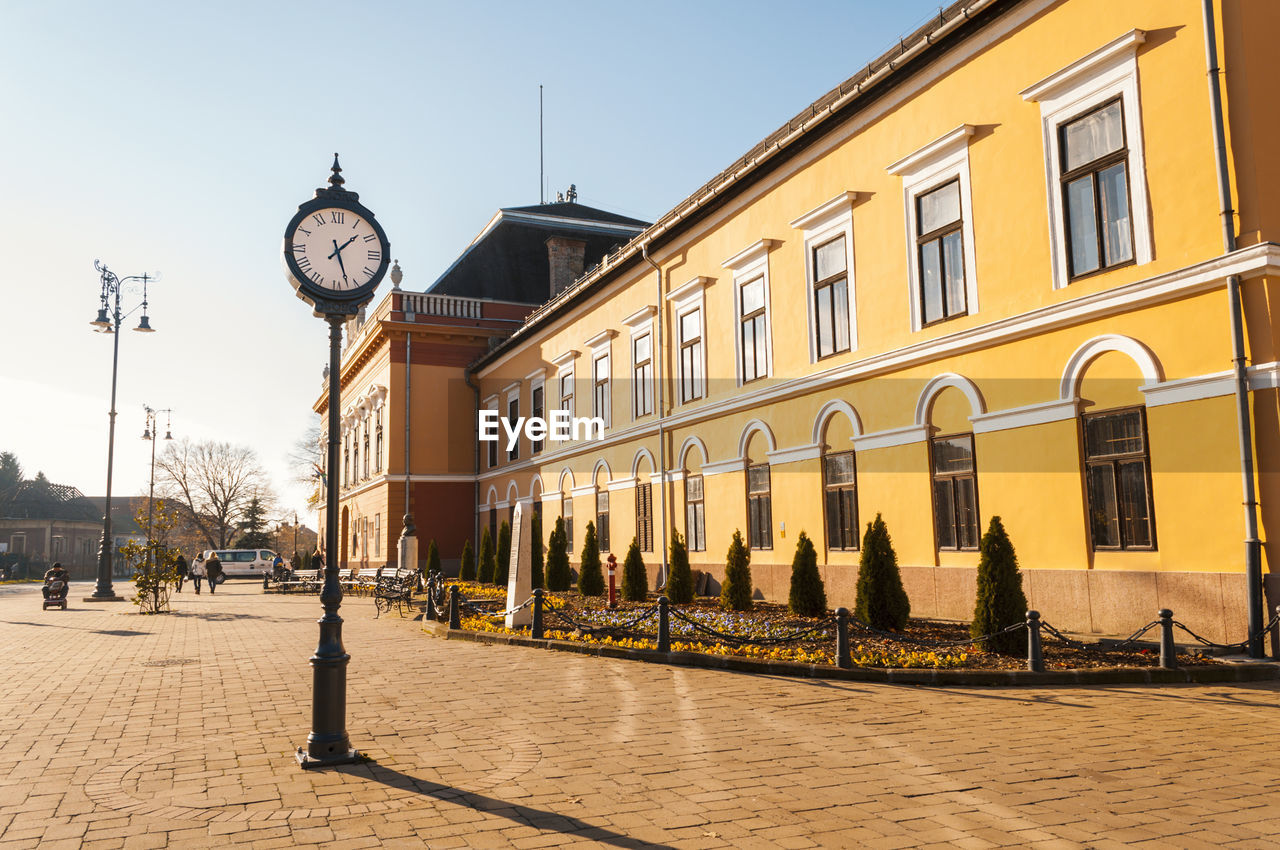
[329,153,344,189]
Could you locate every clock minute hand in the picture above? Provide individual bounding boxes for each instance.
[328,235,357,258]
[330,239,349,279]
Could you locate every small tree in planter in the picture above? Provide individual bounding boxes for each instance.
[578,521,604,596]
[545,516,570,591]
[666,530,693,604]
[971,516,1029,656]
[530,510,545,590]
[787,531,827,617]
[854,513,910,631]
[123,500,184,614]
[720,529,753,611]
[478,525,495,584]
[495,520,511,585]
[621,537,648,602]
[459,539,476,581]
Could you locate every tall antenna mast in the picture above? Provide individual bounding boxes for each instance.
[539,85,545,204]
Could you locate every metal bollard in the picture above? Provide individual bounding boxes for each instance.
[1274,606,1280,662]
[448,585,461,630]
[1026,610,1044,673]
[836,608,852,669]
[1158,608,1177,669]
[425,577,437,621]
[532,588,544,640]
[657,596,671,653]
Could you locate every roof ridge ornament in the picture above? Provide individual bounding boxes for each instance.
[315,152,358,202]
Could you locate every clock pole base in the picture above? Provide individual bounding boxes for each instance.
[295,746,361,770]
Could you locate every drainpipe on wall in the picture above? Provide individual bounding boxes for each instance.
[1202,0,1264,657]
[641,243,670,587]
[464,363,481,561]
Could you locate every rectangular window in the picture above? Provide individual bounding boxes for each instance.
[1061,98,1133,279]
[531,385,544,454]
[563,496,573,551]
[559,371,574,418]
[635,482,653,552]
[812,235,850,359]
[931,434,979,550]
[685,474,705,552]
[374,514,380,559]
[747,463,772,550]
[823,451,858,550]
[916,180,966,325]
[633,333,653,417]
[487,408,498,469]
[1083,407,1154,549]
[679,309,704,402]
[593,354,610,427]
[374,409,383,472]
[739,277,768,383]
[352,426,361,482]
[596,491,610,553]
[488,509,497,551]
[507,397,520,461]
[362,420,370,479]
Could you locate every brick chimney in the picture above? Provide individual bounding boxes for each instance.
[546,235,586,298]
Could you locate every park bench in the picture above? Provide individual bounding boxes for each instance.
[373,567,419,618]
[279,568,320,593]
[354,567,382,596]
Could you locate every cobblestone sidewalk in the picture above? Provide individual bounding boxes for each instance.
[0,580,1278,848]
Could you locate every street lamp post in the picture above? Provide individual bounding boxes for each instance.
[87,260,158,603]
[141,406,174,577]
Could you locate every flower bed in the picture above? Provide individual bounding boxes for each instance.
[445,589,1215,670]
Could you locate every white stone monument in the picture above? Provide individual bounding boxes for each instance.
[505,500,533,628]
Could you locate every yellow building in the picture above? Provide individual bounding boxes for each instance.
[326,0,1279,646]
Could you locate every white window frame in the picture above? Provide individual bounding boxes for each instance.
[887,125,980,333]
[503,382,521,462]
[526,368,546,455]
[1020,30,1152,290]
[666,276,710,405]
[622,306,657,421]
[723,240,780,386]
[791,192,860,362]
[585,329,617,430]
[482,394,499,468]
[551,349,578,422]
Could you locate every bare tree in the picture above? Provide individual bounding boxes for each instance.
[286,416,325,510]
[156,439,276,549]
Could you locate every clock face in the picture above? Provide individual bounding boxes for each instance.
[286,207,386,292]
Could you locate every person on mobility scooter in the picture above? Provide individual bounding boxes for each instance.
[43,562,70,610]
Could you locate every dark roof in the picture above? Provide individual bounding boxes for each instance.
[2,480,100,522]
[426,202,648,304]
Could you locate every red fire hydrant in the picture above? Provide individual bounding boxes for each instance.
[607,553,618,609]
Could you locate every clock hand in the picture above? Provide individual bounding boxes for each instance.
[330,239,349,280]
[328,235,357,258]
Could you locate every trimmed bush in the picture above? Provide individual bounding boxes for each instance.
[971,516,1029,656]
[787,531,827,617]
[545,517,571,591]
[578,521,604,596]
[478,525,495,584]
[531,510,545,590]
[854,514,910,631]
[720,529,753,611]
[459,539,476,581]
[495,520,511,586]
[425,539,440,578]
[621,537,648,602]
[666,530,693,604]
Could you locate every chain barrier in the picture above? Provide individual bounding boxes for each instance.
[1038,618,1161,653]
[1172,611,1280,653]
[459,594,536,620]
[667,607,836,647]
[843,613,1025,649]
[542,599,659,635]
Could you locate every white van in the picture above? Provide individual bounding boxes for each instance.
[198,549,279,578]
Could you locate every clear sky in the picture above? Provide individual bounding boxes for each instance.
[1,0,943,525]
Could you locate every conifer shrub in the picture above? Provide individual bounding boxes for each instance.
[495,520,511,586]
[666,530,693,604]
[545,517,571,591]
[425,539,441,578]
[970,515,1029,656]
[459,539,476,581]
[787,531,827,617]
[478,525,495,584]
[854,514,910,631]
[620,537,648,602]
[720,529,753,611]
[578,521,604,596]
[530,510,544,590]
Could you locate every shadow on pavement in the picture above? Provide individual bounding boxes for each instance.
[337,761,676,849]
[6,620,150,636]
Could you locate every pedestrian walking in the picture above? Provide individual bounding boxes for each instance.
[191,554,207,594]
[206,553,224,594]
[174,553,188,592]
[313,547,324,571]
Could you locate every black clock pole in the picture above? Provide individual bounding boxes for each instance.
[297,313,358,768]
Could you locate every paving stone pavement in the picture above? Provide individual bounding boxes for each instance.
[1,580,1278,849]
